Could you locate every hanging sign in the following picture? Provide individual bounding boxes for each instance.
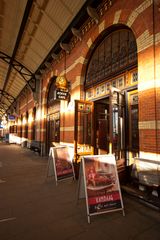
[78,154,125,223]
[55,89,69,100]
[8,115,15,121]
[47,146,75,184]
[54,75,69,101]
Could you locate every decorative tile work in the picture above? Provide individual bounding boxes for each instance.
[87,38,93,48]
[155,32,160,45]
[130,94,138,105]
[99,20,105,33]
[139,121,156,129]
[127,0,153,27]
[131,71,138,83]
[113,10,122,24]
[85,75,125,100]
[137,30,153,53]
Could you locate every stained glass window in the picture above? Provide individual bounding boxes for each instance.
[85,29,137,88]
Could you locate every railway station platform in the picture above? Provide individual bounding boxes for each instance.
[0,143,160,240]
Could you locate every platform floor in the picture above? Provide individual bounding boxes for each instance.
[0,143,160,240]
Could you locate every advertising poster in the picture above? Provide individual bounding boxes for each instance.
[46,148,55,177]
[82,154,124,221]
[52,146,75,182]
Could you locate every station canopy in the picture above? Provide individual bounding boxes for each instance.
[0,0,98,118]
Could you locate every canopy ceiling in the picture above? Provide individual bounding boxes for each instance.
[0,0,100,118]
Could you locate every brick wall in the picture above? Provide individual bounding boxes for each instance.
[15,0,160,158]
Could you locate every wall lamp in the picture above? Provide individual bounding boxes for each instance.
[60,42,71,54]
[71,27,82,41]
[87,6,99,24]
[51,53,59,60]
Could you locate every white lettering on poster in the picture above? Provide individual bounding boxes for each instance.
[96,195,113,203]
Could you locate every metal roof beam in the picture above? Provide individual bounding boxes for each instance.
[0,89,15,104]
[0,51,33,81]
[2,0,34,92]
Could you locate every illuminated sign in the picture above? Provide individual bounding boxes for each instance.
[8,115,15,121]
[55,89,69,100]
[54,75,70,101]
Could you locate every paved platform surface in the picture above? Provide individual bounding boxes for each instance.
[0,143,160,240]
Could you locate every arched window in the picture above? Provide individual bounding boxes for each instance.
[85,28,137,88]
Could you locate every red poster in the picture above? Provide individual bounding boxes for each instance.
[83,155,123,214]
[53,147,74,181]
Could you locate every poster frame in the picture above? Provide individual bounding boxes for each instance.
[79,154,125,223]
[47,146,75,185]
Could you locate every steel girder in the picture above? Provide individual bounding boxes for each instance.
[0,90,15,104]
[0,90,15,118]
[0,51,36,91]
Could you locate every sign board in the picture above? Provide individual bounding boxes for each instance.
[46,148,55,177]
[8,115,15,121]
[54,89,69,100]
[47,146,75,184]
[78,154,125,223]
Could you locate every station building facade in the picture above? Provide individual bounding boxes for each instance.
[7,0,160,188]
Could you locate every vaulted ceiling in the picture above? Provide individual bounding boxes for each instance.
[0,0,101,119]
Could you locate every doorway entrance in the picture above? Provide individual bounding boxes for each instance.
[47,112,60,146]
[74,86,139,181]
[94,89,125,160]
[82,26,139,181]
[46,78,60,153]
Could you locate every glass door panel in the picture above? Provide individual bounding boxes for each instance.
[127,90,139,166]
[111,90,125,159]
[94,88,125,160]
[74,100,94,163]
[46,112,60,153]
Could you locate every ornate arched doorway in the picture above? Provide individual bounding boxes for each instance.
[75,26,139,180]
[46,78,60,153]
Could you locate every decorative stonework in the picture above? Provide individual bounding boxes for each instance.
[137,30,153,52]
[60,126,74,131]
[46,1,113,68]
[86,76,125,101]
[99,20,105,33]
[60,56,87,76]
[87,38,93,48]
[127,0,153,27]
[139,121,160,130]
[71,76,84,90]
[139,121,156,129]
[155,32,160,45]
[113,10,122,24]
[50,71,54,77]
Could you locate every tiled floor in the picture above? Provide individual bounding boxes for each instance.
[0,143,160,240]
